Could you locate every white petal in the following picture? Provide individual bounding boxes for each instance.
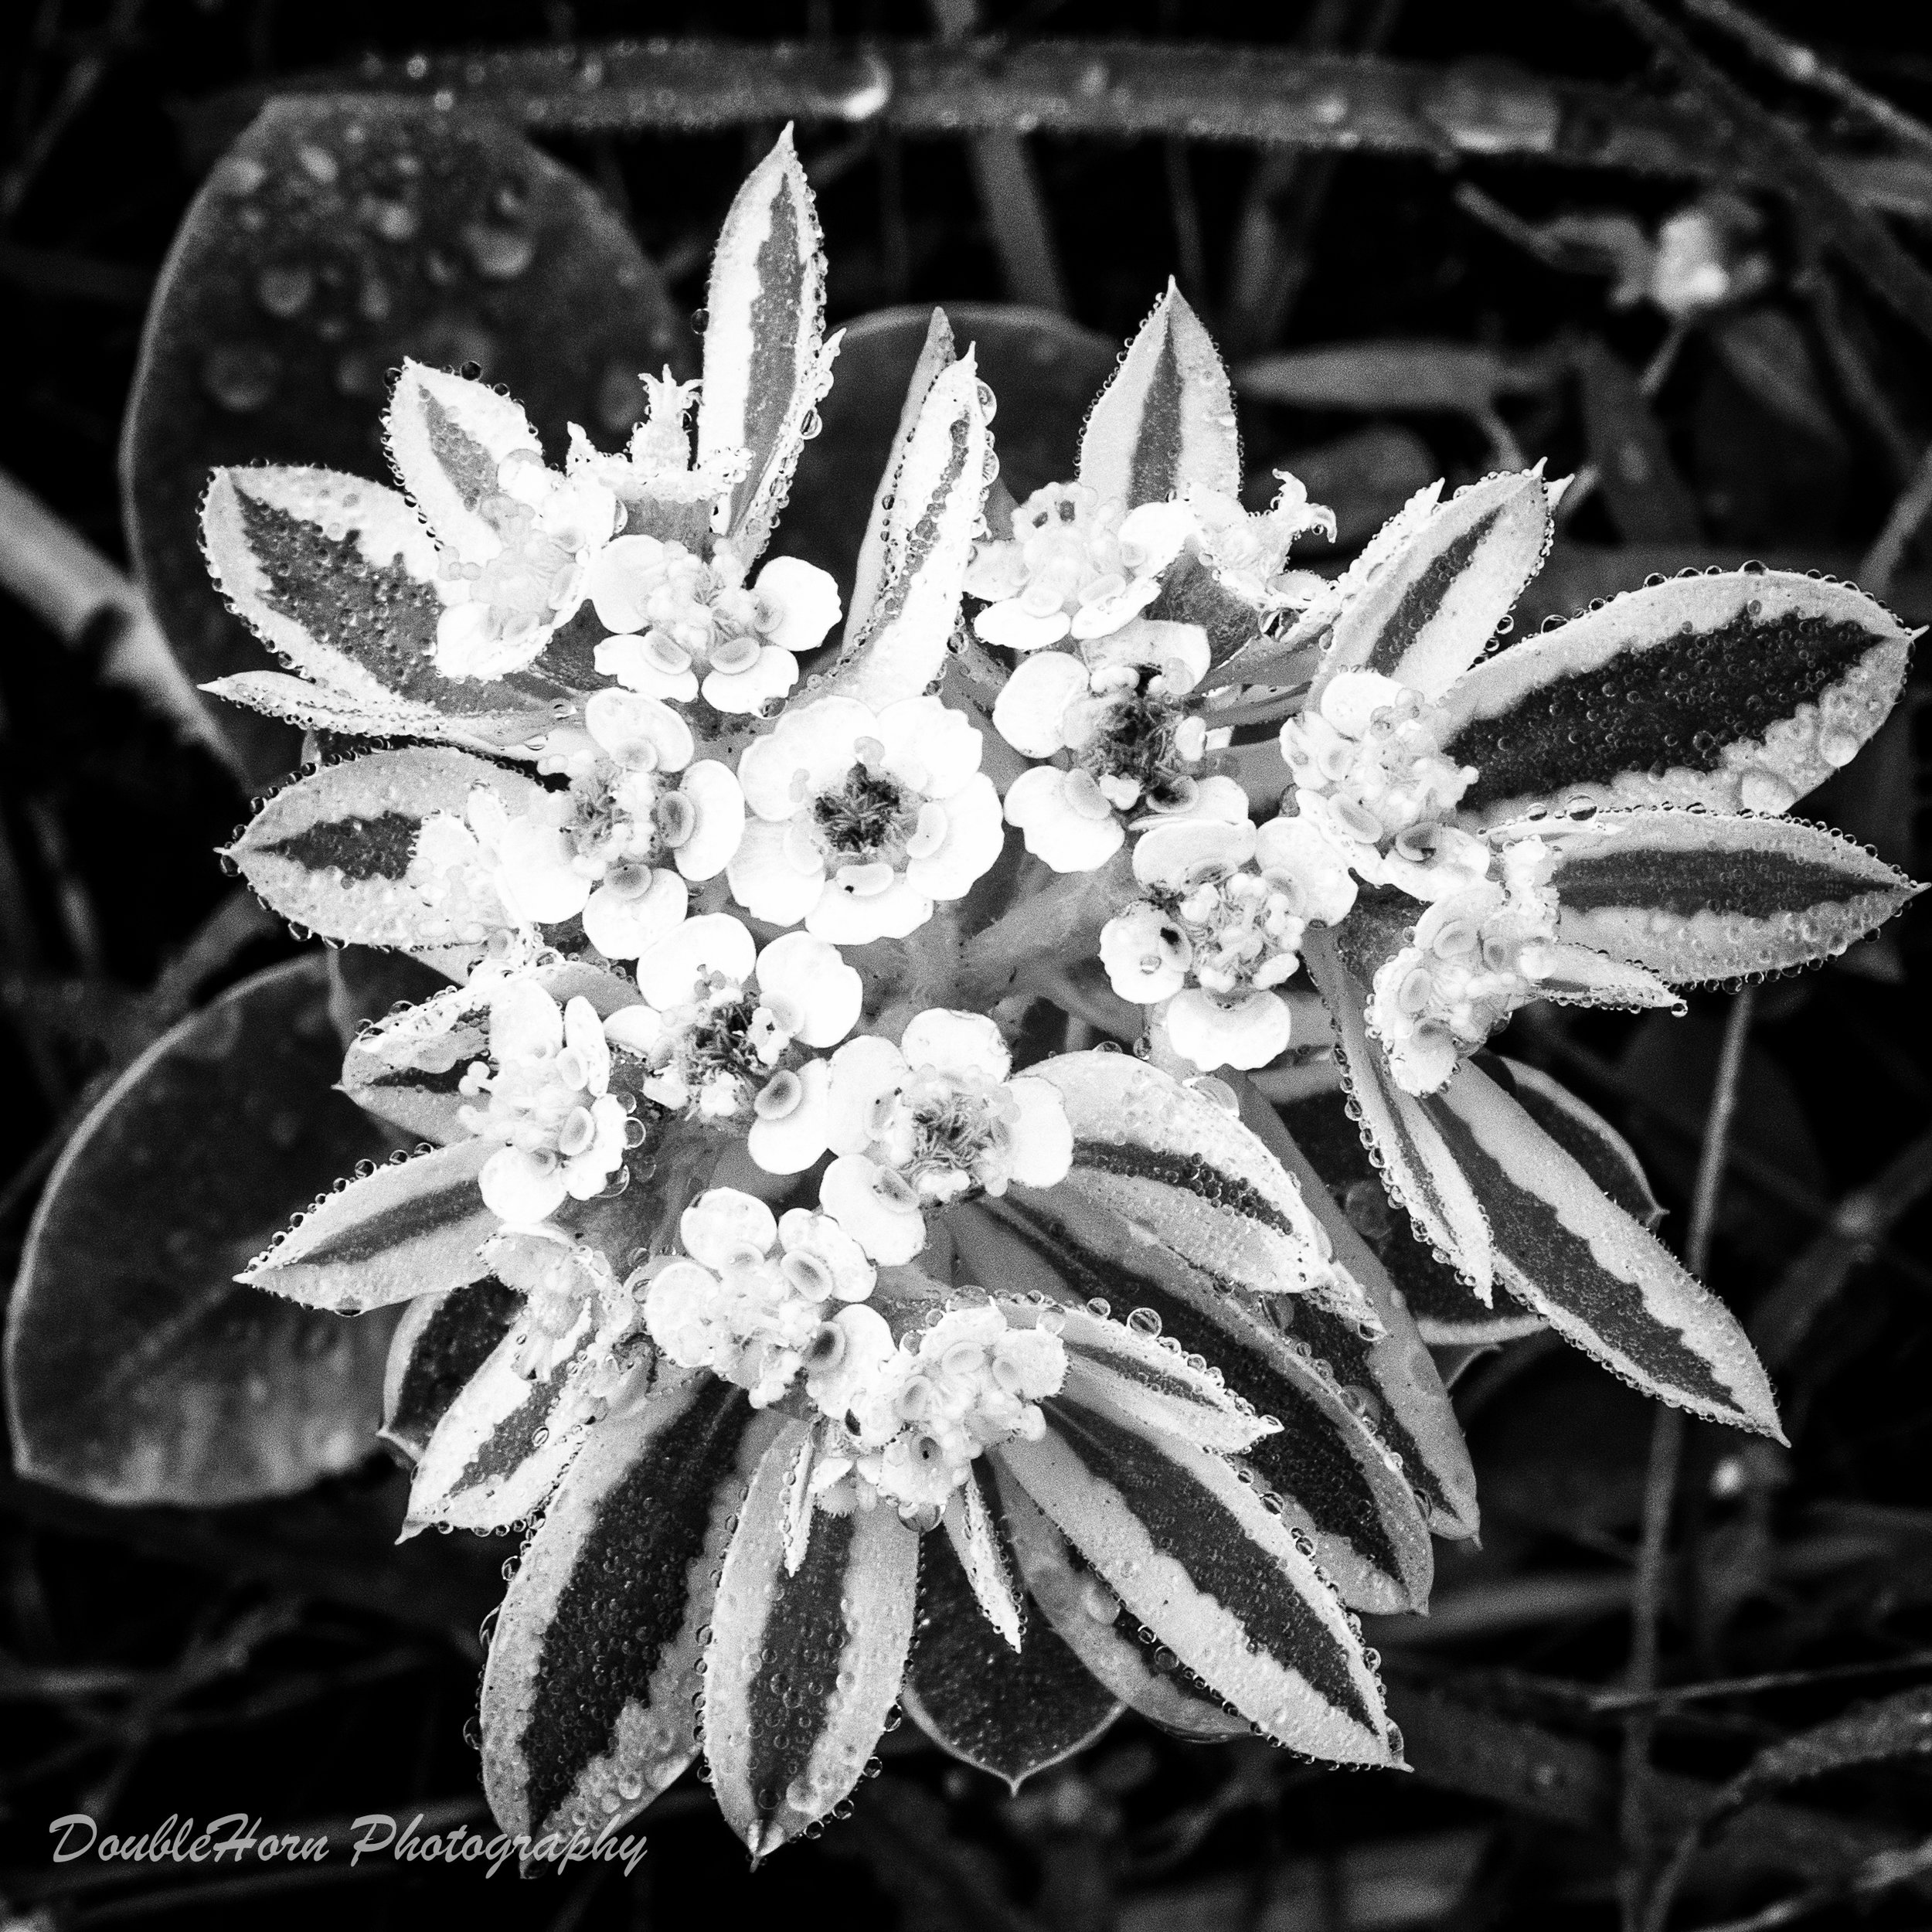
[825,1036,907,1155]
[900,1010,1010,1082]
[1004,767,1125,873]
[1003,1078,1075,1186]
[975,600,1071,651]
[681,1187,778,1269]
[702,646,799,717]
[726,818,825,927]
[1116,498,1198,577]
[594,633,699,705]
[819,1155,926,1264]
[562,995,611,1094]
[874,696,984,800]
[1253,815,1359,926]
[479,1145,568,1224]
[747,1057,835,1175]
[903,773,1005,902]
[672,760,746,883]
[755,932,862,1046]
[1133,816,1257,889]
[581,869,688,961]
[1099,906,1190,1003]
[583,532,672,634]
[991,651,1088,759]
[638,912,757,1007]
[602,1004,665,1056]
[488,978,563,1062]
[585,686,694,774]
[1164,987,1293,1072]
[735,697,877,819]
[805,875,934,944]
[777,1207,875,1301]
[1319,669,1407,737]
[806,1301,898,1419]
[753,556,843,655]
[493,817,592,925]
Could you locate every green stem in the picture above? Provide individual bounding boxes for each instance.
[954,850,1135,1005]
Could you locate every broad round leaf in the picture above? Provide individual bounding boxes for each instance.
[5,955,399,1505]
[124,97,687,784]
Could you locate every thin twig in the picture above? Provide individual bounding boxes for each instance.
[1857,439,1932,602]
[1623,988,1753,1930]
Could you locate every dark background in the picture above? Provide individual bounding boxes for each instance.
[2,4,1931,1928]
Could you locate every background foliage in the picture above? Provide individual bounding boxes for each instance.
[2,2,1931,1927]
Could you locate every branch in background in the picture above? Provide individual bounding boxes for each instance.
[0,469,243,781]
[178,40,1932,223]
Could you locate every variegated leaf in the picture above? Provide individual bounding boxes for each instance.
[1029,1049,1366,1321]
[940,1464,1024,1650]
[201,464,562,750]
[1421,1060,1783,1437]
[228,747,541,948]
[827,352,993,709]
[481,1372,777,1838]
[385,359,547,563]
[1540,808,1920,985]
[842,307,957,651]
[343,960,641,1146]
[902,1481,1121,1790]
[1277,1081,1542,1351]
[1228,1074,1481,1537]
[1303,930,1494,1295]
[998,1405,1393,1764]
[960,1194,1434,1613]
[698,128,835,565]
[381,1277,521,1461]
[404,1308,616,1534]
[242,1137,495,1311]
[997,1469,1248,1742]
[1079,281,1240,509]
[1310,468,1552,705]
[1440,570,1914,826]
[703,1423,921,1858]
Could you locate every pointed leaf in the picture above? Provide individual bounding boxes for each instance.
[382,1276,522,1461]
[1055,1311,1281,1458]
[940,1466,1024,1651]
[998,1405,1393,1765]
[201,464,563,750]
[1079,282,1240,508]
[126,96,686,785]
[384,360,543,559]
[996,1469,1249,1741]
[243,1137,495,1311]
[1029,1048,1364,1320]
[1440,570,1914,826]
[405,1311,611,1533]
[1304,930,1494,1295]
[1422,1060,1783,1437]
[698,128,833,564]
[1542,808,1920,985]
[229,747,543,948]
[962,1194,1434,1613]
[481,1372,777,1838]
[5,957,396,1505]
[827,352,994,708]
[704,1423,921,1857]
[1311,468,1552,703]
[903,1488,1121,1790]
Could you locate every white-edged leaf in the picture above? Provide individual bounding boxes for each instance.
[242,1137,495,1311]
[1423,1059,1784,1437]
[1440,569,1915,825]
[1079,281,1240,508]
[228,747,541,948]
[997,1406,1394,1765]
[1501,1057,1662,1230]
[903,1483,1121,1789]
[703,1423,920,1858]
[1541,808,1921,985]
[941,1464,1024,1652]
[1311,468,1552,705]
[481,1372,778,1838]
[1050,1312,1279,1457]
[380,1276,521,1461]
[1029,1048,1365,1321]
[827,352,993,708]
[698,128,834,564]
[1302,930,1494,1296]
[995,1468,1249,1742]
[842,307,957,651]
[200,465,561,753]
[384,359,543,562]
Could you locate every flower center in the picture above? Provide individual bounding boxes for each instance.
[811,763,917,865]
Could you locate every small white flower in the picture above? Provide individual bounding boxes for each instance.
[586,533,841,717]
[814,1011,1074,1263]
[458,981,636,1223]
[464,687,744,958]
[730,695,1005,944]
[965,482,1164,651]
[604,913,861,1172]
[642,1187,877,1408]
